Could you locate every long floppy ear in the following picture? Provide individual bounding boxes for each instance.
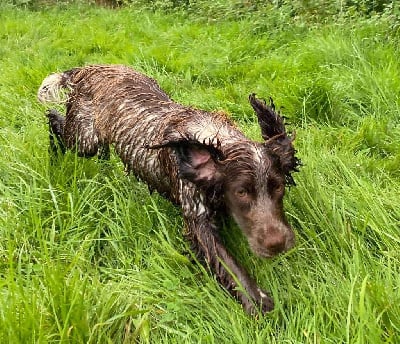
[249,93,300,185]
[148,138,224,187]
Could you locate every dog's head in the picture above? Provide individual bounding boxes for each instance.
[150,95,300,257]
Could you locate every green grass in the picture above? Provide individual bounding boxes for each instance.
[0,2,399,343]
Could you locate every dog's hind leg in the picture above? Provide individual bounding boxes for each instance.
[98,143,110,161]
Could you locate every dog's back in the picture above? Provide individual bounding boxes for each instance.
[38,65,244,201]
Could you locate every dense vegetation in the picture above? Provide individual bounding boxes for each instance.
[0,1,399,342]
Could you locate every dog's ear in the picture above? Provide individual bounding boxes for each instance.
[249,94,300,185]
[266,136,300,185]
[148,139,224,187]
[249,93,286,140]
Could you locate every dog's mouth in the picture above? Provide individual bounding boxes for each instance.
[251,246,278,259]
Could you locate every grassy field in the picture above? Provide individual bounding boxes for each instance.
[0,1,399,343]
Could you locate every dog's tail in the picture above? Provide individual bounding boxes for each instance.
[37,68,80,104]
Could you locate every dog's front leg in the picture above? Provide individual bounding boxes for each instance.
[185,214,274,315]
[47,109,66,156]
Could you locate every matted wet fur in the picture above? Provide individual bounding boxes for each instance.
[38,64,300,315]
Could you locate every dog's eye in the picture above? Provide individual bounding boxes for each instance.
[268,178,285,196]
[236,187,248,197]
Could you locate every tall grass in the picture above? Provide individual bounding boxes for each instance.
[0,2,399,343]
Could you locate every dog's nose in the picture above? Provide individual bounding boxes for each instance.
[263,230,287,255]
